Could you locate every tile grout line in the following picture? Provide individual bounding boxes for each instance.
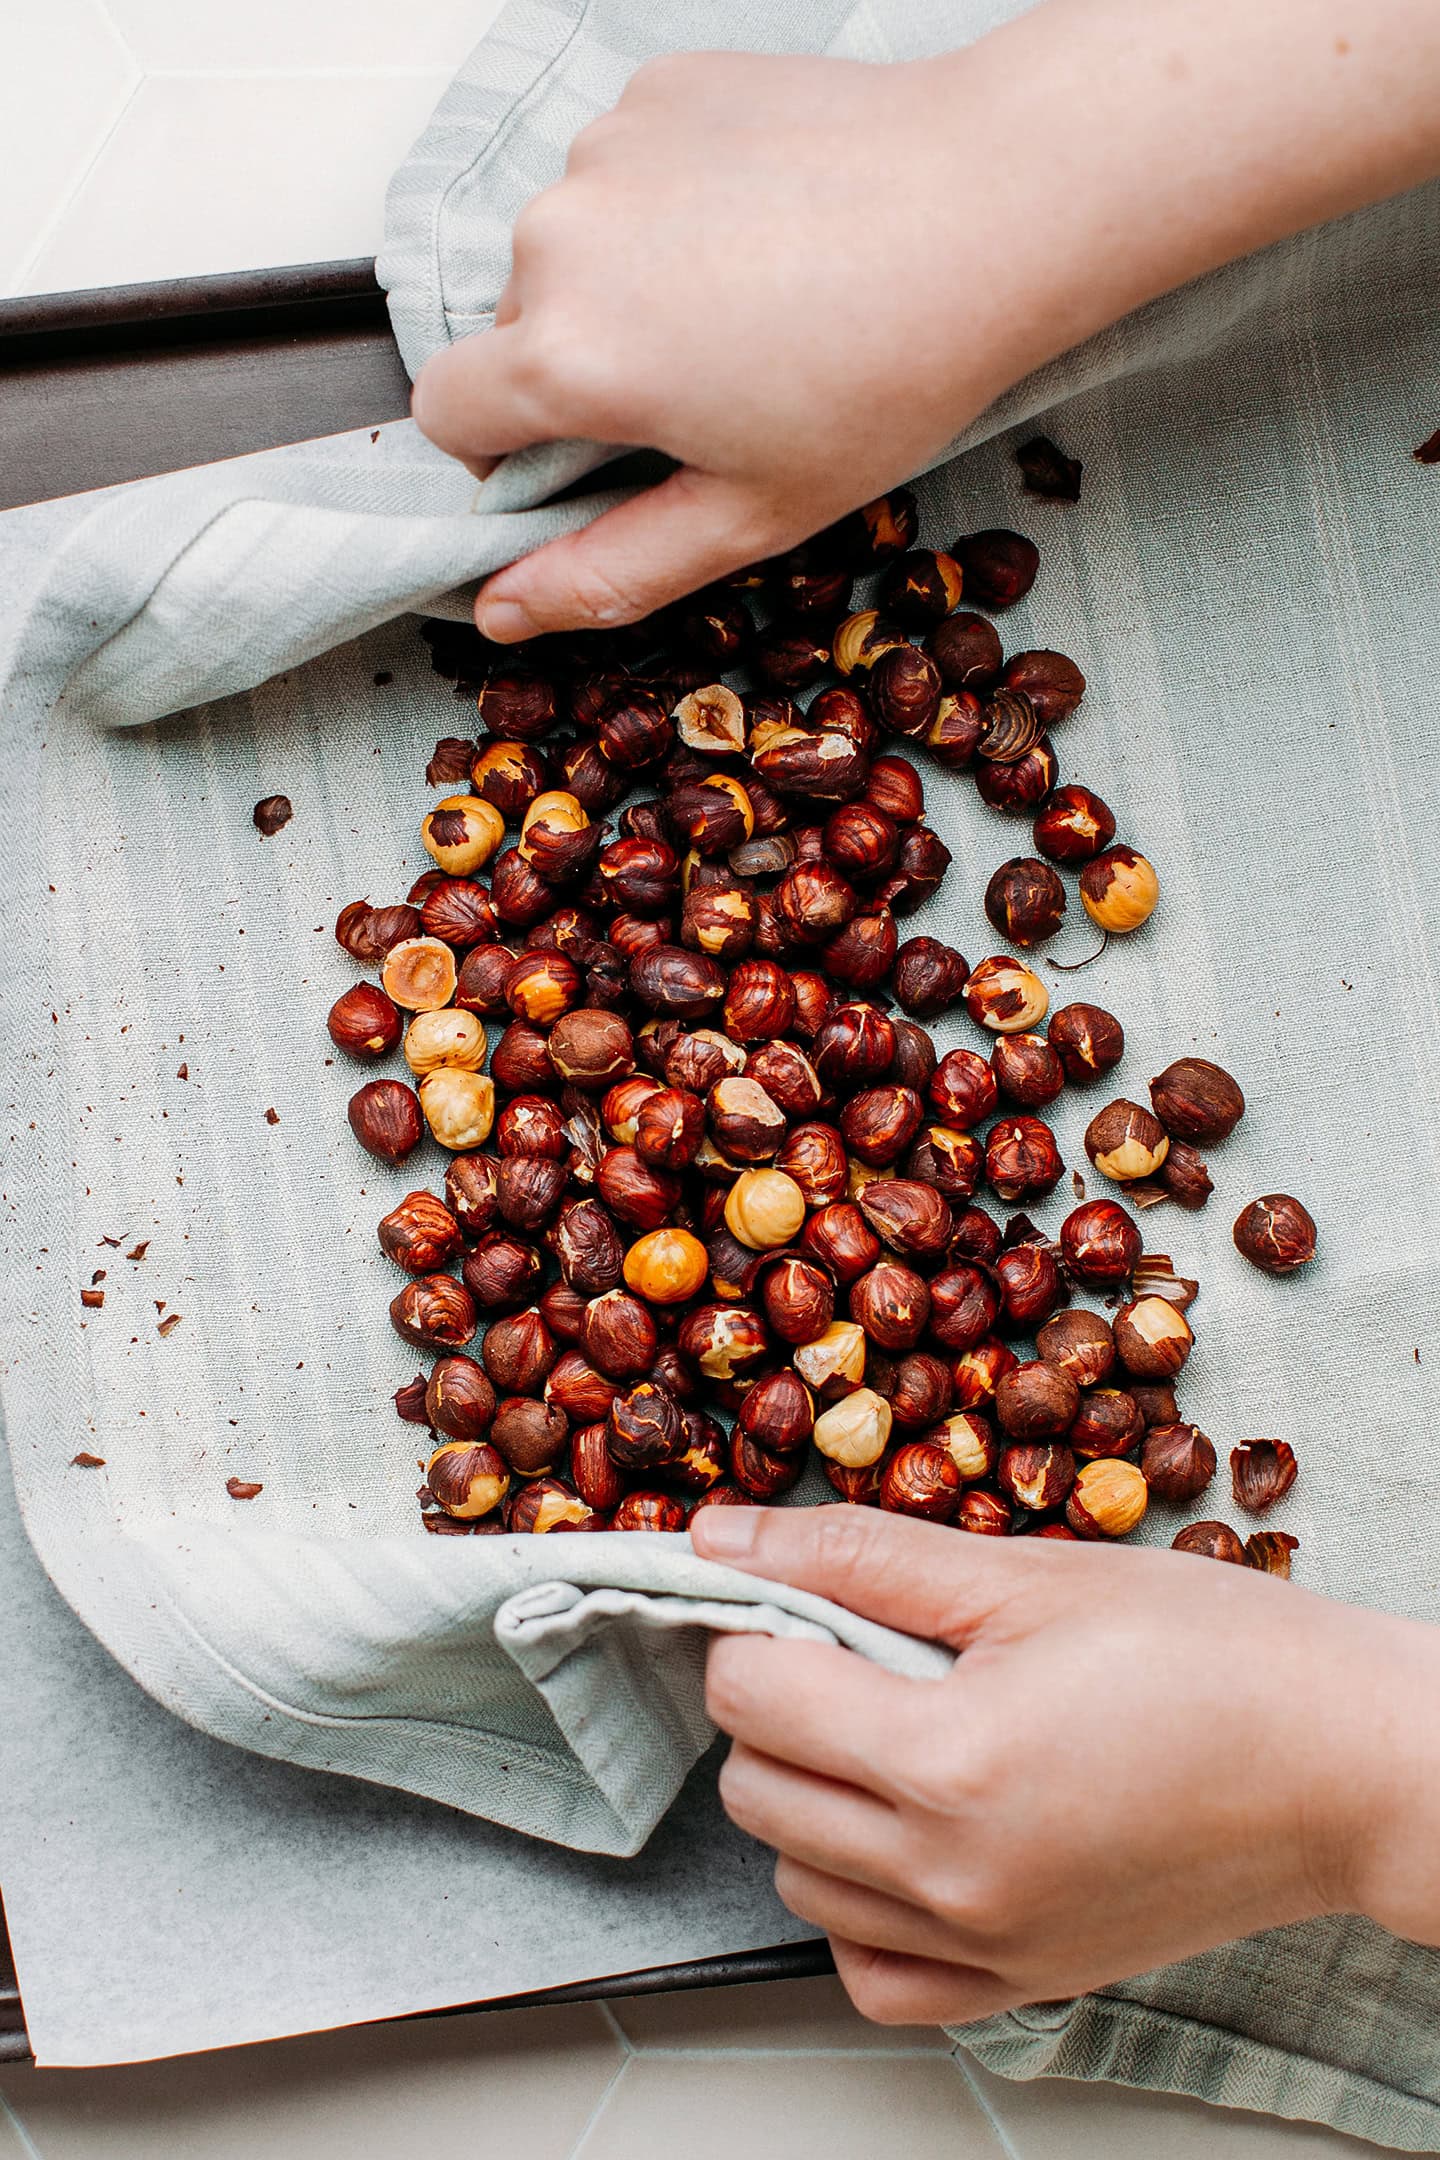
[564,2032,634,2160]
[141,65,458,80]
[8,69,145,298]
[611,2043,957,2060]
[0,2090,44,2160]
[88,0,143,74]
[950,2047,1024,2160]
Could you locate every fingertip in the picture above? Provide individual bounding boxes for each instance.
[473,589,536,643]
[691,1505,765,1563]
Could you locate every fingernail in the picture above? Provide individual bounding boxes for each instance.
[475,597,535,644]
[691,1507,762,1559]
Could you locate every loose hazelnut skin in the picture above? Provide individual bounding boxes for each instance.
[1232,1193,1317,1275]
[611,1491,688,1532]
[1160,1141,1214,1211]
[492,1395,570,1475]
[624,1225,710,1304]
[841,1085,923,1168]
[390,1273,478,1350]
[328,981,403,1059]
[1048,1002,1125,1084]
[1113,1294,1195,1378]
[1032,784,1116,866]
[1085,1099,1171,1182]
[1245,1530,1300,1577]
[1068,1388,1145,1460]
[1150,1058,1246,1144]
[952,529,1039,609]
[802,1202,882,1284]
[1142,1423,1217,1503]
[993,1243,1066,1333]
[377,1191,463,1274]
[812,1387,892,1468]
[850,1260,931,1352]
[426,1439,510,1520]
[420,1068,496,1152]
[985,1116,1065,1203]
[1231,1439,1299,1513]
[762,1256,835,1346]
[929,1047,999,1129]
[964,955,1049,1034]
[984,859,1067,947]
[950,1336,1019,1409]
[1079,845,1160,934]
[991,1033,1065,1109]
[349,1078,423,1163]
[724,1168,808,1250]
[1036,1310,1116,1389]
[1172,1519,1248,1564]
[881,1443,962,1521]
[956,1489,1013,1536]
[928,1264,1002,1353]
[482,1307,557,1395]
[892,937,969,1019]
[995,1360,1081,1441]
[1066,1458,1148,1539]
[736,1368,816,1454]
[461,1232,545,1313]
[859,1179,954,1262]
[1059,1199,1142,1285]
[999,1441,1077,1512]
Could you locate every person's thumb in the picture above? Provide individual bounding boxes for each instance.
[472,468,774,643]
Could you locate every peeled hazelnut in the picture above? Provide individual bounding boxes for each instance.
[423,1355,496,1443]
[930,1409,998,1482]
[950,1336,1019,1409]
[623,1226,710,1305]
[378,1190,463,1273]
[880,1442,961,1521]
[812,1387,892,1467]
[461,1232,544,1312]
[678,1304,770,1384]
[956,1489,1013,1536]
[420,1068,496,1151]
[892,937,968,1019]
[762,1257,835,1346]
[801,1202,881,1284]
[1036,1310,1115,1389]
[1032,784,1116,865]
[403,1007,487,1078]
[1085,1099,1170,1182]
[996,1360,1080,1441]
[422,794,505,876]
[1173,1519,1248,1564]
[611,1491,688,1532]
[1230,1439,1299,1513]
[990,1033,1064,1109]
[492,1395,569,1475]
[328,982,402,1059]
[382,936,459,1012]
[841,1085,923,1168]
[390,1273,477,1350]
[724,1168,807,1251]
[708,1076,787,1164]
[1066,1458,1148,1539]
[794,1319,868,1399]
[673,681,746,756]
[482,1307,557,1395]
[984,859,1066,947]
[986,1116,1064,1203]
[349,1078,423,1163]
[999,1441,1076,1512]
[1079,845,1159,934]
[1060,1199,1142,1285]
[952,529,1038,609]
[1113,1295,1194,1378]
[929,1047,999,1129]
[1048,1002,1125,1084]
[548,1009,636,1091]
[993,1243,1066,1333]
[1142,1423,1216,1503]
[425,1439,509,1519]
[1068,1388,1145,1460]
[849,1260,930,1353]
[964,955,1049,1034]
[1232,1194,1316,1275]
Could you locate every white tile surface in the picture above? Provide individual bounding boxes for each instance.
[101,0,498,72]
[961,2057,1392,2156]
[0,0,137,292]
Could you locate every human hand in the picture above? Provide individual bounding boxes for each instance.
[690,1503,1440,2024]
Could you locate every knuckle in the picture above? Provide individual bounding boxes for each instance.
[563,556,649,630]
[838,1952,907,2025]
[804,1502,883,1588]
[704,1637,753,1728]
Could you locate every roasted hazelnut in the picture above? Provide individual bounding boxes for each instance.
[421,1355,496,1444]
[496,1155,567,1233]
[1000,649,1085,725]
[822,1459,884,1504]
[868,646,943,739]
[494,1097,565,1163]
[1232,1194,1316,1275]
[603,1380,684,1471]
[426,1438,509,1520]
[547,1009,636,1091]
[549,1197,623,1295]
[669,776,757,857]
[538,1280,590,1344]
[1085,1100,1170,1182]
[670,680,745,757]
[422,794,505,877]
[952,529,1038,609]
[455,943,519,1020]
[928,1264,1002,1353]
[577,1288,657,1380]
[752,623,831,690]
[878,1442,960,1521]
[875,548,963,627]
[964,954,1049,1034]
[1068,1388,1145,1460]
[515,791,594,885]
[596,1146,682,1232]
[601,1077,662,1146]
[705,1071,791,1171]
[863,754,926,825]
[768,1122,844,1210]
[663,1028,747,1096]
[792,971,840,1038]
[681,880,758,962]
[794,1319,869,1400]
[948,1205,1004,1267]
[813,1002,897,1090]
[774,862,856,949]
[752,722,869,804]
[802,1202,881,1284]
[850,1260,930,1352]
[469,737,550,816]
[978,689,1044,764]
[928,1047,998,1130]
[762,1256,835,1345]
[886,1019,936,1099]
[1036,1309,1115,1389]
[1079,845,1160,935]
[570,1421,628,1511]
[489,848,557,929]
[993,1242,1066,1332]
[611,1490,687,1532]
[741,1044,820,1125]
[974,739,1057,813]
[819,803,896,886]
[1230,1439,1299,1513]
[379,1190,464,1273]
[810,1386,890,1468]
[721,959,797,1045]
[999,1441,1076,1513]
[858,1179,953,1262]
[985,1116,1064,1203]
[508,1478,601,1533]
[736,1367,816,1453]
[629,945,727,1022]
[596,836,680,917]
[390,1273,477,1350]
[983,858,1066,948]
[1173,1519,1248,1563]
[403,1008,487,1078]
[725,1167,808,1250]
[820,909,898,991]
[1060,1199,1142,1285]
[824,488,919,567]
[444,1152,500,1239]
[1066,1458,1148,1539]
[1032,783,1116,866]
[929,1408,998,1482]
[1142,1423,1216,1503]
[840,1085,923,1168]
[461,1232,544,1312]
[1160,1141,1214,1211]
[475,667,559,741]
[481,1307,557,1395]
[490,1395,568,1476]
[349,1077,423,1162]
[986,1034,1061,1112]
[542,1350,620,1426]
[1150,1058,1246,1144]
[826,609,904,679]
[1113,1295,1194,1378]
[623,1225,710,1305]
[677,1303,771,1385]
[996,1360,1080,1441]
[904,1124,982,1202]
[625,1086,701,1171]
[877,822,952,915]
[885,1351,953,1432]
[663,1410,730,1495]
[1048,1002,1125,1084]
[503,949,581,1026]
[725,1430,800,1499]
[921,689,986,771]
[950,1336,1019,1408]
[956,1489,1013,1536]
[420,877,499,952]
[381,935,459,1013]
[590,689,669,774]
[889,937,966,1020]
[769,548,853,623]
[328,981,403,1059]
[419,1068,496,1152]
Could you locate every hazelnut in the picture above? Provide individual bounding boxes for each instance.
[504,949,581,1026]
[812,1002,897,1090]
[981,696,1046,769]
[891,937,967,1019]
[1059,1199,1142,1285]
[775,862,857,948]
[1066,1458,1148,1540]
[628,1086,703,1171]
[724,1168,807,1250]
[826,488,919,566]
[602,1077,663,1146]
[425,1439,509,1520]
[1172,1520,1248,1563]
[544,1350,621,1425]
[812,1387,892,1468]
[744,1043,822,1123]
[1068,1388,1145,1460]
[1048,1002,1125,1084]
[929,1047,999,1128]
[606,1380,686,1470]
[822,1458,883,1504]
[952,529,1038,609]
[335,898,383,960]
[1036,1310,1115,1389]
[490,849,556,929]
[482,1307,557,1395]
[820,909,898,991]
[868,646,943,738]
[762,1256,835,1346]
[1230,1439,1299,1513]
[1113,1295,1194,1378]
[423,1356,496,1444]
[421,877,500,951]
[496,1154,564,1235]
[592,690,670,773]
[547,1008,636,1091]
[929,1409,997,1482]
[400,1008,485,1080]
[669,776,756,857]
[730,1431,805,1499]
[1232,1194,1316,1275]
[964,954,1049,1034]
[422,794,505,876]
[328,982,403,1060]
[995,1359,1080,1441]
[708,1076,787,1165]
[581,1289,659,1379]
[492,1395,569,1475]
[905,1124,983,1201]
[1001,650,1085,724]
[736,1368,816,1454]
[985,1116,1064,1203]
[840,1085,923,1168]
[993,1242,1065,1333]
[419,1068,496,1152]
[677,1303,771,1384]
[623,1226,710,1305]
[886,1020,936,1099]
[382,936,459,1012]
[444,1152,501,1239]
[497,1096,568,1161]
[880,1442,961,1521]
[928,1264,1002,1353]
[823,802,899,883]
[858,1179,953,1263]
[790,971,836,1038]
[999,1441,1076,1512]
[1149,1058,1246,1144]
[973,739,1057,813]
[794,1319,869,1399]
[595,1146,682,1232]
[1160,1141,1215,1211]
[1085,1099,1171,1182]
[1128,1382,1180,1429]
[348,1078,423,1162]
[490,1021,554,1093]
[611,1491,688,1532]
[884,1351,953,1431]
[1142,1423,1216,1503]
[456,943,520,1019]
[673,682,747,756]
[507,1479,601,1533]
[950,1336,1019,1409]
[476,669,559,741]
[629,945,727,1021]
[470,739,550,817]
[539,1280,590,1344]
[378,1190,463,1273]
[772,1122,847,1209]
[878,548,965,625]
[664,1028,747,1095]
[461,1232,544,1312]
[863,754,926,824]
[515,791,594,884]
[551,1197,625,1295]
[752,624,831,690]
[990,1033,1065,1110]
[571,1421,628,1512]
[921,611,1001,693]
[801,1202,882,1284]
[880,823,953,915]
[983,859,1066,947]
[923,691,986,770]
[666,1411,731,1495]
[1032,783,1116,866]
[949,1205,1004,1266]
[1079,845,1159,935]
[390,1273,477,1350]
[850,1260,931,1353]
[598,836,681,916]
[830,609,907,678]
[682,880,758,961]
[956,1490,1013,1536]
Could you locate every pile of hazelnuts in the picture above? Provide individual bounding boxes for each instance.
[324,490,1314,1570]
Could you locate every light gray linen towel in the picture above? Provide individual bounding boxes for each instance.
[3,0,1440,2141]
